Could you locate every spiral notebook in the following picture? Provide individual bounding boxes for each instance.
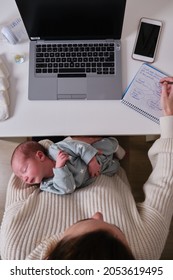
[121,63,167,124]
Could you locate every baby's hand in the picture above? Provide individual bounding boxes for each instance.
[56,150,69,168]
[88,156,101,177]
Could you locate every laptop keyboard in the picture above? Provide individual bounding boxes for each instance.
[35,42,115,77]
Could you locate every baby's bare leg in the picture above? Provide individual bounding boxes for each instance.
[71,136,103,144]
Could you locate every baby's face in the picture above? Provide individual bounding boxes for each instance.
[12,152,46,184]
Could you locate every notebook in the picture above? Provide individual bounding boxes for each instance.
[14,0,127,100]
[121,63,167,124]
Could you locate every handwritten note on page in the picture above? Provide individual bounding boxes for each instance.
[121,63,167,124]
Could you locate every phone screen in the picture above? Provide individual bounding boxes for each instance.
[134,22,161,58]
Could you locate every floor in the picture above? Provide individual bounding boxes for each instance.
[117,135,173,260]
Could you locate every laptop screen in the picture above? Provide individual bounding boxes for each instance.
[15,0,126,40]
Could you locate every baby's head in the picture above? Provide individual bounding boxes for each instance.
[11,141,48,184]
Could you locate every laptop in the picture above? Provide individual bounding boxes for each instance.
[15,0,127,100]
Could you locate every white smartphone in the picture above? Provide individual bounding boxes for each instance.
[132,17,162,63]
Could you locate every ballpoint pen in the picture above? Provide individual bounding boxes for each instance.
[160,81,173,84]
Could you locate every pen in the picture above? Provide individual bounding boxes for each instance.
[160,81,173,84]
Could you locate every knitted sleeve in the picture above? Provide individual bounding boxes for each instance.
[138,116,173,229]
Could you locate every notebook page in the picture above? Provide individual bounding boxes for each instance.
[122,64,167,123]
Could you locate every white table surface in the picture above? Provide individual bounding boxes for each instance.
[0,0,173,137]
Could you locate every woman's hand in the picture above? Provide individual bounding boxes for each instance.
[88,156,101,177]
[160,77,173,116]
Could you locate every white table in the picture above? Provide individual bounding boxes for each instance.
[0,0,173,137]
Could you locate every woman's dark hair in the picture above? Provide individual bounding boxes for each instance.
[48,230,135,260]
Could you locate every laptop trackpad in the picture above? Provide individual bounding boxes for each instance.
[57,78,87,99]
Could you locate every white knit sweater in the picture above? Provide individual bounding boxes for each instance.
[0,116,173,260]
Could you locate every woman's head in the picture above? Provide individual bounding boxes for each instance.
[48,212,135,260]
